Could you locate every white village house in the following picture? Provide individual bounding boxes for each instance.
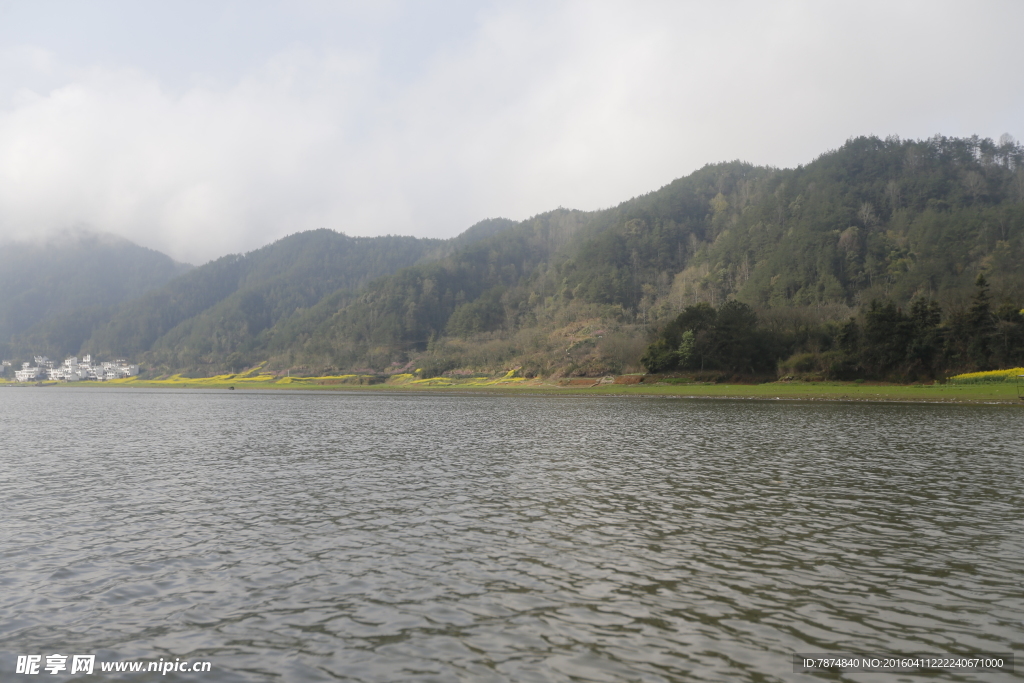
[12,354,138,382]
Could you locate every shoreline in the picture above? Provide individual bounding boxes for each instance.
[4,376,1022,404]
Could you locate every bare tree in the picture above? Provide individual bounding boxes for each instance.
[738,179,754,208]
[997,134,1017,168]
[858,202,876,228]
[964,171,984,204]
[904,147,921,172]
[995,209,1011,242]
[737,255,752,287]
[838,226,860,253]
[886,180,901,215]
[774,183,787,226]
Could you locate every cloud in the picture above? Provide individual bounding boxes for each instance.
[0,1,1021,264]
[0,49,367,263]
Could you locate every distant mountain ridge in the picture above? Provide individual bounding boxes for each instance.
[5,134,1023,379]
[3,220,515,366]
[0,232,192,359]
[248,134,1024,378]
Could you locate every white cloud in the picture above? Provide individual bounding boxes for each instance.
[0,51,366,262]
[0,1,1021,263]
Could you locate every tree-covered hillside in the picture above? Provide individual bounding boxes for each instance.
[9,134,1021,381]
[0,233,192,359]
[698,135,1024,307]
[253,134,1023,378]
[80,228,469,369]
[4,220,515,369]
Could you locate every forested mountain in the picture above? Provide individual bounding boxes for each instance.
[3,220,514,367]
[0,233,191,359]
[248,134,1024,379]
[7,135,1022,380]
[82,223,518,368]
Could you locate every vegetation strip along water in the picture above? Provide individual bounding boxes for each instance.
[10,374,1021,404]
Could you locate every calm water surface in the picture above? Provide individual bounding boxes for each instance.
[1,388,1022,682]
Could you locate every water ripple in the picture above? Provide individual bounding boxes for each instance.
[1,388,1021,681]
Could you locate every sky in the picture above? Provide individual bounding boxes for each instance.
[0,0,1022,265]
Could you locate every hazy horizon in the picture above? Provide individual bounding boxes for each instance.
[1,1,1021,264]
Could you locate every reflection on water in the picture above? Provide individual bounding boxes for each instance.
[1,388,1021,681]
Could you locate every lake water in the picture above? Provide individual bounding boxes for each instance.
[1,387,1021,682]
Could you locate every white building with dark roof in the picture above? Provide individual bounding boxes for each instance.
[13,354,139,382]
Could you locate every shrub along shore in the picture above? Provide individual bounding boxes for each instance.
[8,371,1022,404]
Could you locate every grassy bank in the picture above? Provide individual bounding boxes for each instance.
[559,381,1022,403]
[6,372,1022,404]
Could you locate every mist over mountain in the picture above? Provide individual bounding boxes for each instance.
[2,220,515,365]
[6,135,1023,379]
[0,232,191,359]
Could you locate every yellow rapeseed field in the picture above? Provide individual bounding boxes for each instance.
[948,367,1024,384]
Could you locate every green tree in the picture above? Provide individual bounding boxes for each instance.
[966,273,996,368]
[906,298,944,378]
[708,301,762,373]
[642,301,776,374]
[861,300,914,378]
